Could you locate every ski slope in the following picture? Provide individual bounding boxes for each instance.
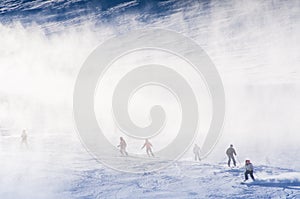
[1,132,299,199]
[70,160,300,199]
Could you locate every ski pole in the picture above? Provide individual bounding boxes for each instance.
[236,156,242,166]
[221,156,227,164]
[254,171,262,179]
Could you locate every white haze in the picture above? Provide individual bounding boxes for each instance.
[0,0,300,196]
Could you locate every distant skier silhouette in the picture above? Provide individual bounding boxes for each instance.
[141,139,154,157]
[193,144,201,161]
[244,159,255,181]
[117,137,128,156]
[226,144,237,167]
[21,129,28,148]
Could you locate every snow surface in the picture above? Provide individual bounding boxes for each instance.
[70,162,300,199]
[1,132,299,199]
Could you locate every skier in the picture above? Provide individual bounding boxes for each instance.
[193,144,201,161]
[141,139,154,157]
[117,137,128,156]
[21,129,28,148]
[226,144,237,167]
[244,159,255,181]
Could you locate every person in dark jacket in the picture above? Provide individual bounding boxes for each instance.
[21,129,28,148]
[226,144,237,167]
[117,137,128,156]
[244,159,255,181]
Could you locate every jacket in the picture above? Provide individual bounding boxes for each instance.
[245,163,254,171]
[226,147,236,156]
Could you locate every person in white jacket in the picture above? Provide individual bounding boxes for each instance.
[244,159,255,181]
[193,144,201,161]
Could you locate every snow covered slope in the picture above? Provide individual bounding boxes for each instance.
[1,132,299,199]
[70,160,300,199]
